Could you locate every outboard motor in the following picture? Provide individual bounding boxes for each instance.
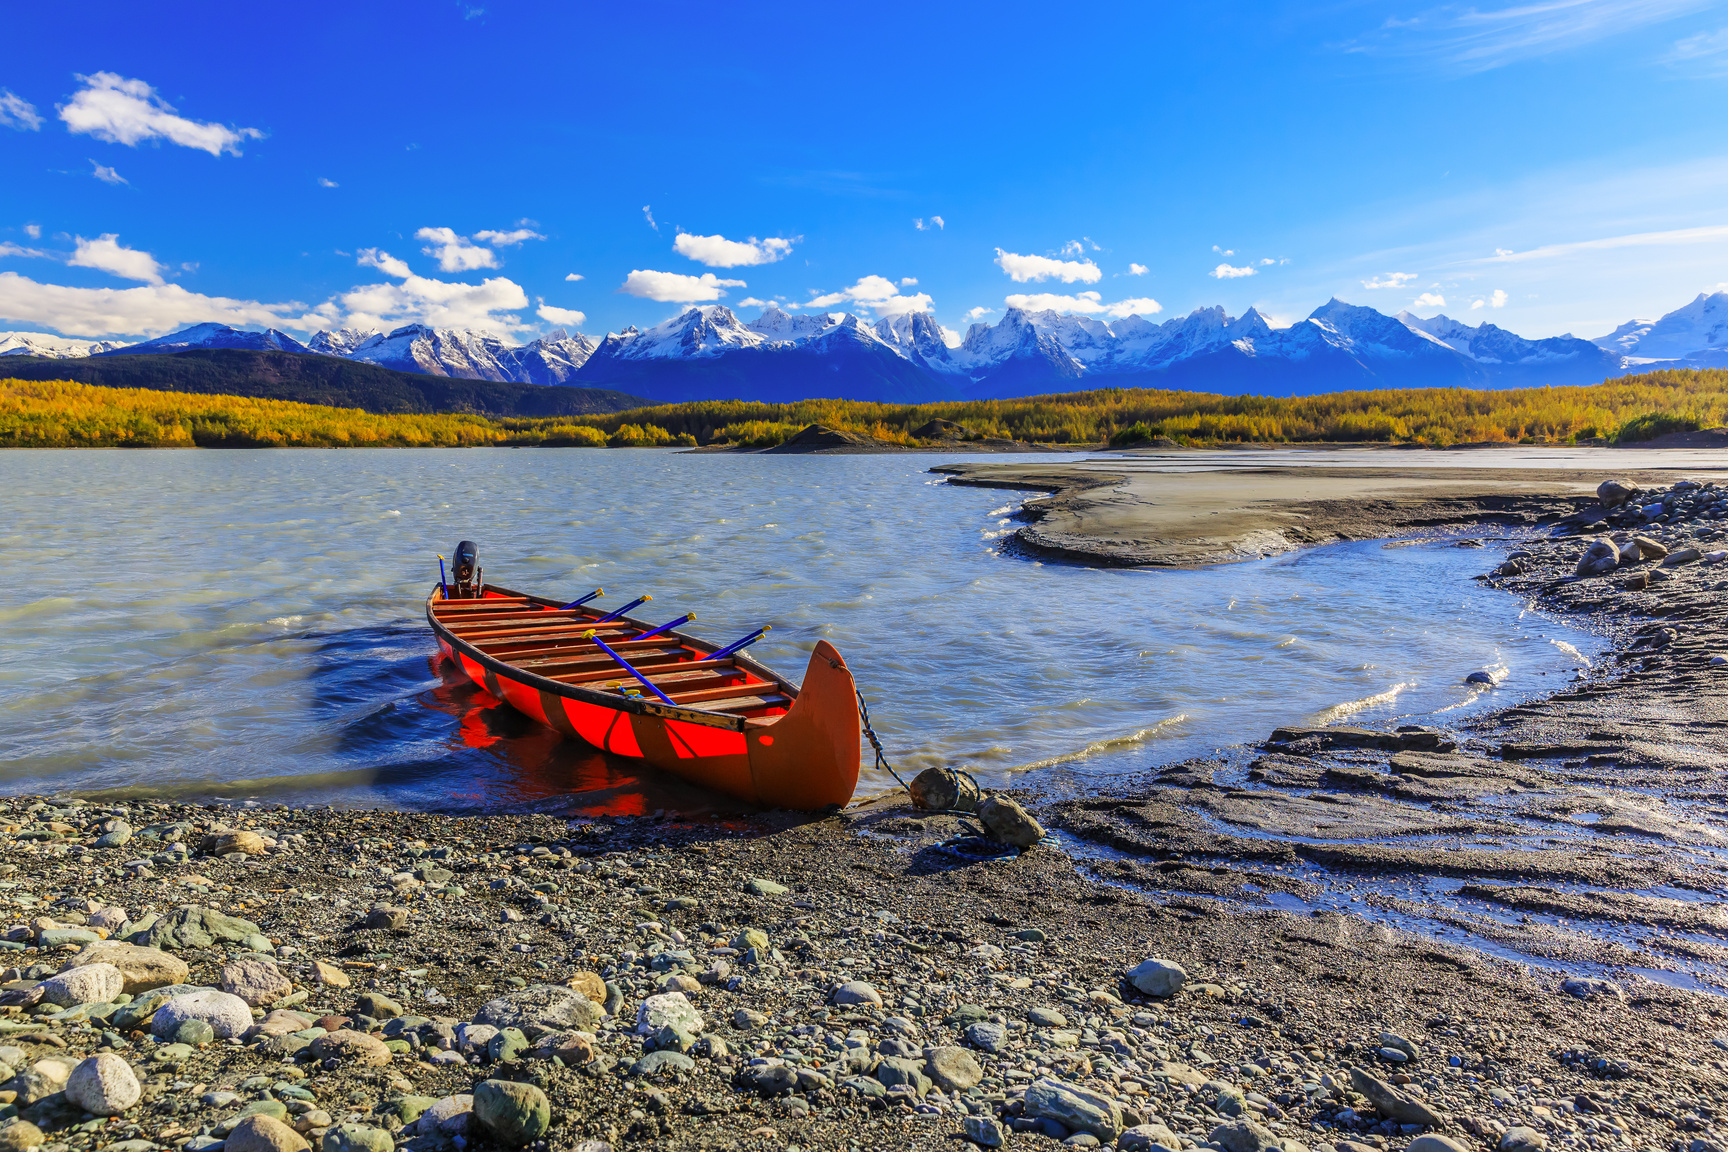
[452,540,480,598]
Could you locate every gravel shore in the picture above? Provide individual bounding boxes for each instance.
[6,468,1728,1152]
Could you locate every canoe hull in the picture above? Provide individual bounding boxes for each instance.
[430,589,860,810]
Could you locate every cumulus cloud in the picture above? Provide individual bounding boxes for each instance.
[642,205,659,232]
[59,73,262,156]
[1471,289,1509,310]
[0,271,305,338]
[993,248,1103,284]
[1362,272,1417,289]
[357,248,413,279]
[416,227,499,273]
[536,304,586,328]
[672,231,796,268]
[900,277,918,286]
[68,234,164,284]
[564,273,584,282]
[914,216,945,231]
[90,160,127,185]
[1210,263,1256,279]
[327,252,531,334]
[737,297,772,308]
[800,274,933,318]
[1005,291,1162,319]
[620,269,746,303]
[1411,292,1446,309]
[24,225,40,239]
[964,306,994,321]
[1127,263,1149,276]
[474,227,545,247]
[0,90,42,131]
[318,177,338,188]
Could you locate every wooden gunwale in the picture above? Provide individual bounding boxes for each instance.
[425,583,793,732]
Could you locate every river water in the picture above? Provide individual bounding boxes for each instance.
[0,448,1607,816]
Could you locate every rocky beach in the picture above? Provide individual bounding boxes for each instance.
[6,458,1728,1152]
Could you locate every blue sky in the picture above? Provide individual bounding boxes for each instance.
[2,0,1726,345]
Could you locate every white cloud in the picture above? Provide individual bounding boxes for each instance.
[1362,272,1418,289]
[672,231,796,268]
[564,273,583,282]
[1127,263,1149,276]
[737,297,771,308]
[1494,247,1514,256]
[1212,245,1234,256]
[331,255,531,334]
[1259,258,1276,266]
[1005,291,1162,319]
[900,277,918,286]
[318,177,338,188]
[1346,0,1713,74]
[0,90,42,131]
[620,269,746,302]
[58,73,262,156]
[1210,263,1256,279]
[536,304,586,328]
[642,205,659,232]
[89,160,127,186]
[415,227,499,273]
[0,271,304,338]
[0,243,50,260]
[24,225,40,239]
[801,275,933,318]
[993,248,1103,284]
[915,216,945,231]
[1411,292,1447,308]
[357,248,413,279]
[474,227,545,247]
[964,306,994,321]
[1667,25,1728,70]
[1471,288,1510,309]
[1478,223,1728,264]
[1060,240,1086,258]
[68,234,164,284]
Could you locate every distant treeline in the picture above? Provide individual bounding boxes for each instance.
[4,369,1726,449]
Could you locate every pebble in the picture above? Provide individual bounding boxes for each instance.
[64,1053,140,1116]
[832,980,882,1006]
[321,1124,394,1152]
[472,1079,552,1145]
[227,1114,311,1152]
[978,794,1045,847]
[1500,1127,1548,1152]
[1126,956,1187,997]
[39,961,123,1007]
[221,957,294,1006]
[309,1029,392,1067]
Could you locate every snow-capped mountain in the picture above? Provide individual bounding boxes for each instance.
[16,289,1727,404]
[0,332,127,358]
[1593,291,1728,363]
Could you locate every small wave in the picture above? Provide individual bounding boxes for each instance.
[385,510,401,516]
[1550,639,1591,668]
[1305,682,1411,727]
[988,506,1013,517]
[1012,715,1189,772]
[267,615,306,627]
[0,597,75,625]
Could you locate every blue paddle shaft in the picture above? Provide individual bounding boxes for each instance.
[437,558,449,599]
[634,614,692,642]
[586,634,678,706]
[559,589,604,611]
[708,627,768,662]
[592,595,650,624]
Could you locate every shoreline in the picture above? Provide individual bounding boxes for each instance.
[6,467,1728,1151]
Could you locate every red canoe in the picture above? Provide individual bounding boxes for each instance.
[425,559,861,811]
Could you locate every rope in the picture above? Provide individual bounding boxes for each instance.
[856,689,1014,859]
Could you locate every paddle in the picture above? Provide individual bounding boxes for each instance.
[592,594,651,624]
[436,555,449,599]
[633,613,694,642]
[708,625,770,662]
[581,630,679,706]
[559,588,605,611]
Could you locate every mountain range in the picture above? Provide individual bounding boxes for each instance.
[5,291,1725,404]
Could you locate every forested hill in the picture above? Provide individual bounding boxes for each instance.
[0,349,648,417]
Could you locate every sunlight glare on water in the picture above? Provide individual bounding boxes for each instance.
[0,448,1606,814]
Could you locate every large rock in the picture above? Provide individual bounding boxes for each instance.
[1663,547,1703,567]
[1575,538,1619,577]
[1210,1119,1282,1152]
[1409,1137,1471,1152]
[1633,536,1668,560]
[310,1029,392,1067]
[136,905,265,952]
[411,1095,473,1137]
[1500,1128,1547,1152]
[472,1080,551,1145]
[909,767,979,813]
[635,992,703,1035]
[221,958,293,1007]
[1121,1124,1185,1152]
[152,989,254,1040]
[227,1114,310,1152]
[978,794,1044,847]
[1025,1077,1124,1142]
[12,1057,74,1106]
[926,1046,983,1091]
[0,1122,44,1152]
[38,962,123,1007]
[1126,957,1187,997]
[203,829,268,856]
[474,984,601,1033]
[1348,1067,1444,1127]
[832,981,882,1006]
[64,942,189,994]
[875,1056,932,1097]
[322,1124,394,1152]
[1597,479,1640,508]
[65,1053,140,1116]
